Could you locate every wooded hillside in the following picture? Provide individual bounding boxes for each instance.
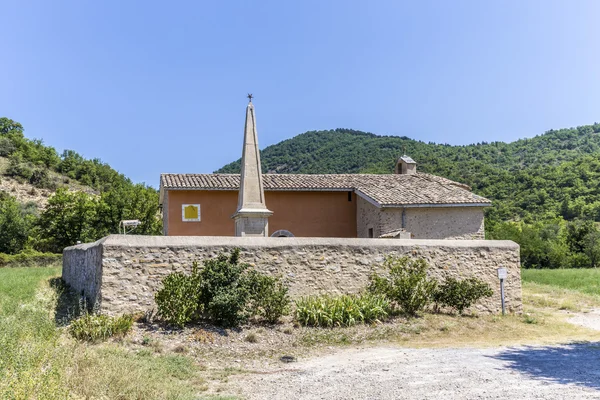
[219,124,600,268]
[0,118,161,255]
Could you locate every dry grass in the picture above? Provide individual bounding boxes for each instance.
[0,267,232,400]
[4,266,600,399]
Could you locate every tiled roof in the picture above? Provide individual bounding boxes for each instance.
[160,173,491,207]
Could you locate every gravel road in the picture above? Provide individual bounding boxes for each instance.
[234,344,600,399]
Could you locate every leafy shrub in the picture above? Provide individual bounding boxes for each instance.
[155,249,290,327]
[295,293,390,327]
[155,262,202,327]
[245,271,290,323]
[433,277,493,314]
[0,136,16,156]
[0,250,62,268]
[69,313,133,342]
[197,249,251,327]
[29,168,56,189]
[368,256,437,316]
[6,155,33,182]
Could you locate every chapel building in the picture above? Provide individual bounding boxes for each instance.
[159,99,491,239]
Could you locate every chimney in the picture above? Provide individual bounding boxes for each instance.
[395,155,417,175]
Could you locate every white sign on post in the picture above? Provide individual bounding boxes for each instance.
[497,267,507,280]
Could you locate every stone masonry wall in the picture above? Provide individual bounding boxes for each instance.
[387,207,486,240]
[357,196,485,239]
[357,196,381,238]
[62,238,104,308]
[63,235,521,316]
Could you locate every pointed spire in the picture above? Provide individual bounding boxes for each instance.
[232,96,272,237]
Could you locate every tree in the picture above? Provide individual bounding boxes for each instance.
[0,194,31,254]
[36,188,97,253]
[584,230,600,268]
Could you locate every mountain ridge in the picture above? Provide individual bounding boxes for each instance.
[217,123,600,223]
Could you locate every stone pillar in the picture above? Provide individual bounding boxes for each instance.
[232,99,273,236]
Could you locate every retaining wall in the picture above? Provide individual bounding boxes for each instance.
[62,235,522,316]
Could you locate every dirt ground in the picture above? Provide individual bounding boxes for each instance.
[121,309,600,399]
[224,311,600,399]
[230,344,600,400]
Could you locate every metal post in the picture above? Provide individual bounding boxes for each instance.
[497,267,507,316]
[500,278,505,316]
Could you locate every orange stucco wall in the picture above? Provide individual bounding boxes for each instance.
[165,190,358,237]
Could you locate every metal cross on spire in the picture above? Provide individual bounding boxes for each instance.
[247,93,253,102]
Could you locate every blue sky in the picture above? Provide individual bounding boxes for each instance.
[1,1,599,186]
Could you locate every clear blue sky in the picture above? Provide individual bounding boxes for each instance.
[1,1,599,186]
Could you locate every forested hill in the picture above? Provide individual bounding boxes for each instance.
[218,125,600,223]
[0,117,161,256]
[219,124,600,269]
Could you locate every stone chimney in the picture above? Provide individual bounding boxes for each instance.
[232,96,273,236]
[395,155,417,175]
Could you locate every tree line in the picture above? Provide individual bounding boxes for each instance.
[219,124,600,268]
[0,118,161,254]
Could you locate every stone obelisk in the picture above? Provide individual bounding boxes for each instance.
[232,95,273,236]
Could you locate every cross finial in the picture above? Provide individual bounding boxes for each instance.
[247,93,253,102]
[402,145,406,156]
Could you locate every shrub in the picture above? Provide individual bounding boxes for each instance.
[0,250,62,268]
[433,277,493,314]
[155,249,290,327]
[69,313,133,342]
[155,262,202,327]
[6,155,33,182]
[295,293,391,327]
[197,249,251,327]
[245,271,290,323]
[0,136,16,156]
[29,168,56,189]
[368,256,437,316]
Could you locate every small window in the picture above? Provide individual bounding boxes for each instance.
[368,228,374,238]
[271,229,294,238]
[348,191,352,202]
[182,204,201,221]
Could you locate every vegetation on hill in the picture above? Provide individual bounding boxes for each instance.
[0,117,161,255]
[218,125,600,269]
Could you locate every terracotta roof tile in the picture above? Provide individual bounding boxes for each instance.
[160,173,491,207]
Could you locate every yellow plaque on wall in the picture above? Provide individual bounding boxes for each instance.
[182,204,201,222]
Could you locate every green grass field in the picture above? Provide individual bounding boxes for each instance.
[0,267,234,400]
[522,268,600,297]
[1,265,599,399]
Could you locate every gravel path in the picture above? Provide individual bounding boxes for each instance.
[234,344,600,399]
[568,308,600,331]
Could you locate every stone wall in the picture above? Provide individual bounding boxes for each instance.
[357,196,381,237]
[357,196,485,239]
[391,207,485,240]
[63,235,521,316]
[62,237,104,308]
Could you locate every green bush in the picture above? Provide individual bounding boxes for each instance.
[6,154,33,182]
[368,256,437,316]
[433,277,493,314]
[29,168,56,190]
[0,136,16,156]
[155,249,290,327]
[197,249,251,327]
[154,262,202,327]
[0,250,61,268]
[69,313,133,342]
[245,271,290,323]
[295,293,391,327]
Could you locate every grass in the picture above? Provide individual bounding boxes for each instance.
[3,265,600,398]
[0,267,229,399]
[295,293,391,327]
[522,268,600,297]
[69,313,134,342]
